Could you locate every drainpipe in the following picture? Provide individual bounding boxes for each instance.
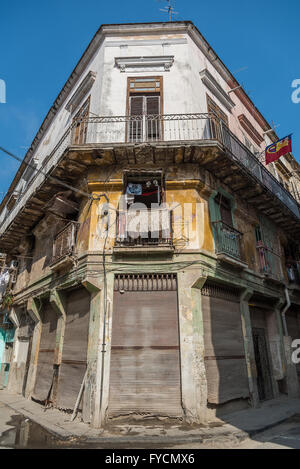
[281,287,291,337]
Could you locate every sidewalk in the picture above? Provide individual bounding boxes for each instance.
[1,390,300,447]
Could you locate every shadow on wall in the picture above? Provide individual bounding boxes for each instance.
[202,281,251,419]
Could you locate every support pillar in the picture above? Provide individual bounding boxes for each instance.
[240,288,260,407]
[177,269,208,423]
[82,275,104,427]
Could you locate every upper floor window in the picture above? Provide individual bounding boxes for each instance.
[72,97,90,145]
[127,77,163,142]
[123,172,163,209]
[243,134,260,158]
[206,94,229,126]
[214,193,233,227]
[206,94,229,141]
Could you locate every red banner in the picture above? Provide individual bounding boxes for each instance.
[265,134,292,165]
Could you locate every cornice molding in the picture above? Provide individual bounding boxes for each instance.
[199,68,235,111]
[115,56,174,72]
[65,71,96,112]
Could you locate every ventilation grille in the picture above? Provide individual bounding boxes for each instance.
[114,273,177,292]
[202,282,240,302]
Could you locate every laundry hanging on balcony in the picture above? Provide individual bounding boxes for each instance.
[125,180,160,206]
[126,183,142,195]
[0,269,10,302]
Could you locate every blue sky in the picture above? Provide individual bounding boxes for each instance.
[0,0,299,199]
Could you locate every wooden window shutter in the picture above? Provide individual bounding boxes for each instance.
[72,98,90,144]
[207,94,228,126]
[215,194,233,227]
[220,203,233,227]
[130,96,144,116]
[146,96,160,115]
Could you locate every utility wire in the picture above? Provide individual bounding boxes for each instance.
[0,146,108,202]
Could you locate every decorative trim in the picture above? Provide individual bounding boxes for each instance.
[106,39,187,47]
[115,56,174,73]
[238,114,264,146]
[200,68,235,111]
[65,71,96,112]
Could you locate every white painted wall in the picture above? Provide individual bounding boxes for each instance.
[0,25,289,229]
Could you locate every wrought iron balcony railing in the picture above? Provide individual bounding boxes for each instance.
[1,113,299,237]
[212,221,243,261]
[115,208,173,247]
[256,241,283,282]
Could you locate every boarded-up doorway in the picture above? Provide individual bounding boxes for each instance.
[109,274,182,418]
[250,306,274,401]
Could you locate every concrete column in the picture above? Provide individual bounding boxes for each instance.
[82,275,104,427]
[240,288,260,407]
[177,269,208,424]
[24,297,41,398]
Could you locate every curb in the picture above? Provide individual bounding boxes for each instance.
[1,396,298,447]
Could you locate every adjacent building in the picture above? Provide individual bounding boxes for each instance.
[0,21,300,427]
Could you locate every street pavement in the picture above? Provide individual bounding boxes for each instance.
[1,394,300,449]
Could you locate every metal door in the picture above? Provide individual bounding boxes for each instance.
[56,287,90,410]
[109,274,182,418]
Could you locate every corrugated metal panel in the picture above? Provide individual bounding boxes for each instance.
[202,282,249,404]
[32,303,57,402]
[56,287,90,410]
[109,274,182,418]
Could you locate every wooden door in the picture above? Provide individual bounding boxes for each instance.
[252,327,274,401]
[128,94,161,142]
[109,274,182,418]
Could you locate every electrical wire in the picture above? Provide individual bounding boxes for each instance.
[0,146,108,202]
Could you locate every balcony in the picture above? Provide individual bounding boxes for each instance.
[212,221,245,267]
[256,241,284,283]
[114,208,173,253]
[50,222,77,271]
[1,113,300,253]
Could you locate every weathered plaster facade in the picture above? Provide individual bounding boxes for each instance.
[0,21,300,427]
